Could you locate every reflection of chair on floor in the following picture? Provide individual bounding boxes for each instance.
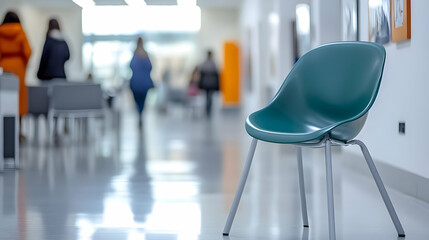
[48,83,106,142]
[27,86,50,138]
[223,42,405,239]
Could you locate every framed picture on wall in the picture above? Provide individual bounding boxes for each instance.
[292,20,299,63]
[342,0,359,41]
[368,0,390,44]
[390,0,411,42]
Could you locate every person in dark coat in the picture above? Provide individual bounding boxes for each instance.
[130,37,154,127]
[37,18,70,81]
[198,50,219,117]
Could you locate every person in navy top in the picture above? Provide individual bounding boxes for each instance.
[37,18,70,81]
[130,37,154,127]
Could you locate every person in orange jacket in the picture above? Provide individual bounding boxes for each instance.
[0,11,32,138]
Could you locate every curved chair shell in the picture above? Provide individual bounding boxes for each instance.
[246,42,386,143]
[225,42,405,239]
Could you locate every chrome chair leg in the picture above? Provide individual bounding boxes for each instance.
[325,140,336,240]
[0,116,3,172]
[349,140,405,237]
[48,114,54,145]
[297,146,309,227]
[14,115,19,169]
[223,138,258,236]
[302,227,309,240]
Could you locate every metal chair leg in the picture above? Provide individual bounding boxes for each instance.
[48,114,54,145]
[297,146,309,227]
[0,115,3,172]
[302,227,309,240]
[349,140,405,237]
[14,115,19,169]
[223,138,258,236]
[325,140,336,240]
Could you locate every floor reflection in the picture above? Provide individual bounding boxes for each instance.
[74,121,155,239]
[0,107,427,240]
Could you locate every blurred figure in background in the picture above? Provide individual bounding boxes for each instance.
[37,18,70,82]
[0,11,32,139]
[187,66,200,97]
[155,66,171,113]
[198,50,219,117]
[130,37,154,127]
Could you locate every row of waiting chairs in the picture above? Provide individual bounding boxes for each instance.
[27,82,106,142]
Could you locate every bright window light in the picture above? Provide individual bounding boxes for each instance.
[82,5,201,34]
[269,12,279,25]
[296,3,311,58]
[72,0,95,8]
[296,4,310,35]
[177,0,197,6]
[368,0,382,8]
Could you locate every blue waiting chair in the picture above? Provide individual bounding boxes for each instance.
[223,42,405,239]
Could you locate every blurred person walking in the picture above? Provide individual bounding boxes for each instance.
[130,37,154,127]
[0,11,32,139]
[198,50,219,117]
[37,18,70,81]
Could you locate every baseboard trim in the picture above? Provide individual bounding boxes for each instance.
[343,151,429,203]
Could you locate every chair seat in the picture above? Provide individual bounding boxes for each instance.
[246,105,369,144]
[245,108,333,144]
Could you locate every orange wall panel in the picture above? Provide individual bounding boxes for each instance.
[221,42,240,106]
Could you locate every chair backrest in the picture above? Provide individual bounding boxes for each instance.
[28,86,50,116]
[51,83,104,111]
[270,42,386,126]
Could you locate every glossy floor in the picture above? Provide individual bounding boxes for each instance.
[1,108,429,240]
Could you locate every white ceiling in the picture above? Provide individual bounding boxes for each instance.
[26,0,242,9]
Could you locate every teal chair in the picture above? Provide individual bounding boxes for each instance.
[223,42,405,239]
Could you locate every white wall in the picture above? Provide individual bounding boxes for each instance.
[0,2,83,85]
[198,8,239,69]
[311,0,341,47]
[239,0,266,113]
[277,0,311,78]
[350,0,429,179]
[239,0,311,113]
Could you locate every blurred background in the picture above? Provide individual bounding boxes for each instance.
[0,0,428,239]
